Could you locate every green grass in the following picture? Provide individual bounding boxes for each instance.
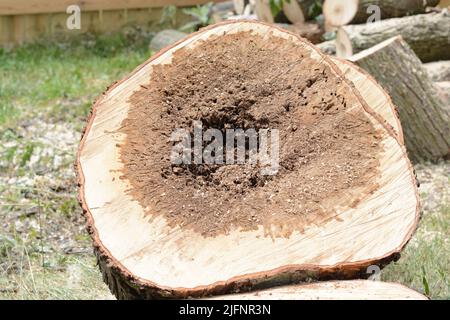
[0,33,152,128]
[382,204,449,299]
[0,252,112,300]
[0,32,448,300]
[0,33,152,300]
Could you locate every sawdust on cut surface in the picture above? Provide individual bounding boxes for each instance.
[119,31,383,238]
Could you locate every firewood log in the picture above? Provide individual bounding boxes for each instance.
[336,10,450,62]
[349,36,450,162]
[77,21,419,299]
[324,0,439,26]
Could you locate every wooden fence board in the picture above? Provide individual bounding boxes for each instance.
[0,1,222,45]
[0,7,197,45]
[0,0,220,15]
[438,0,450,8]
[0,16,14,44]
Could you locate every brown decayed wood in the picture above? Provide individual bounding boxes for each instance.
[120,31,383,238]
[330,57,403,144]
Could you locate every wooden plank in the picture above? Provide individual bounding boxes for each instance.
[0,0,223,16]
[0,7,197,46]
[12,15,39,44]
[97,10,129,33]
[35,13,53,37]
[48,13,67,37]
[126,8,152,26]
[438,0,450,8]
[0,16,14,45]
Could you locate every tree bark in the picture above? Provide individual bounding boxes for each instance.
[336,10,450,62]
[350,36,450,162]
[324,0,440,26]
[424,60,450,82]
[353,0,439,23]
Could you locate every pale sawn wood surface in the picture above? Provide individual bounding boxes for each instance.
[211,280,427,300]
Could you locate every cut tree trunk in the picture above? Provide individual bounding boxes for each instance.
[424,61,450,82]
[323,0,359,26]
[336,10,450,62]
[211,280,427,299]
[77,20,420,299]
[324,0,439,26]
[350,36,450,162]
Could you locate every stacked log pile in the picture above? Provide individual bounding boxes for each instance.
[348,36,450,162]
[315,0,450,163]
[335,10,450,62]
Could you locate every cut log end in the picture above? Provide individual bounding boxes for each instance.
[233,0,247,15]
[336,27,353,58]
[323,0,358,27]
[282,0,305,23]
[77,21,420,299]
[348,35,399,62]
[327,0,441,25]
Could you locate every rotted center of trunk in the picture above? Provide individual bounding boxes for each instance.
[119,31,382,237]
